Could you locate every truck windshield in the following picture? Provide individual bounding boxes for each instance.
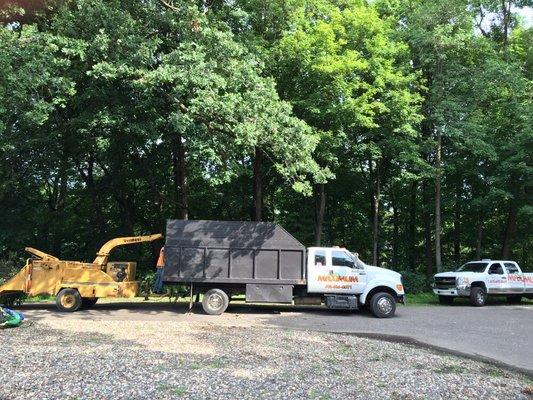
[456,262,488,272]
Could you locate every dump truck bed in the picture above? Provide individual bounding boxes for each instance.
[163,220,307,285]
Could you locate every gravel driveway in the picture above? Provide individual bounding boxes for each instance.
[2,318,532,400]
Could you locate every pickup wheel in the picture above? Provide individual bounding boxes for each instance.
[507,295,522,304]
[370,292,396,318]
[469,286,486,307]
[438,295,454,305]
[56,289,82,312]
[202,289,229,315]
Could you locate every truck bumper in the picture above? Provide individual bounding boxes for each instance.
[397,294,405,304]
[433,288,470,297]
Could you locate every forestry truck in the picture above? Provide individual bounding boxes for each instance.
[162,220,405,318]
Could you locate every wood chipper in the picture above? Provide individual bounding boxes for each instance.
[0,234,163,312]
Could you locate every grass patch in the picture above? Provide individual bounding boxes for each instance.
[480,366,506,378]
[369,352,392,362]
[189,359,225,370]
[308,389,332,400]
[25,294,55,303]
[434,364,466,374]
[173,386,187,396]
[156,384,187,396]
[405,292,439,306]
[406,292,533,306]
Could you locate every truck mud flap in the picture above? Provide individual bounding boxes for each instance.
[246,284,293,303]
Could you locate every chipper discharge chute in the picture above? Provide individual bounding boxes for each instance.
[0,234,163,312]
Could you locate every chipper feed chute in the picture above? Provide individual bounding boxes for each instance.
[0,263,31,298]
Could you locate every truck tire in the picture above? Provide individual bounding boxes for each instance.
[469,286,486,307]
[438,295,454,305]
[370,292,396,318]
[507,295,522,304]
[56,289,82,312]
[202,289,229,315]
[81,298,98,309]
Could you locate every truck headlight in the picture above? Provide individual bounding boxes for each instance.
[456,277,470,289]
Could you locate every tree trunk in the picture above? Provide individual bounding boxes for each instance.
[434,128,443,272]
[476,217,483,259]
[502,0,511,48]
[422,180,433,278]
[171,132,189,220]
[314,183,325,246]
[369,160,381,266]
[453,180,461,262]
[501,199,518,259]
[78,156,106,256]
[408,181,417,270]
[252,147,263,221]
[392,195,399,269]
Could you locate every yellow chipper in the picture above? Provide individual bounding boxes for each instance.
[0,234,163,311]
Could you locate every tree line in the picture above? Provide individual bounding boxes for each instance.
[0,0,531,286]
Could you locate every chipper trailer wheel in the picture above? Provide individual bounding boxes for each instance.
[202,289,229,315]
[56,288,82,312]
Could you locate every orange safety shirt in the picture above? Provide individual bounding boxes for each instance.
[156,247,165,268]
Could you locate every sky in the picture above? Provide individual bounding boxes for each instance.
[518,7,533,27]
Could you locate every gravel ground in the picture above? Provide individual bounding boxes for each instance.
[1,320,532,400]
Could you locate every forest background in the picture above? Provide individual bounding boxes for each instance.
[0,0,531,292]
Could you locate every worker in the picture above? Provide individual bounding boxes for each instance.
[153,246,165,294]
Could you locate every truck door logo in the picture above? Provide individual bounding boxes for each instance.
[317,274,358,283]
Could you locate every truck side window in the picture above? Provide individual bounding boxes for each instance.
[314,250,326,266]
[488,263,504,275]
[332,251,354,268]
[504,263,519,274]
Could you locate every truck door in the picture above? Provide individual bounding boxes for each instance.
[504,262,524,294]
[486,262,506,293]
[307,248,366,294]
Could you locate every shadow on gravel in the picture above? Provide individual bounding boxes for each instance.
[14,300,381,320]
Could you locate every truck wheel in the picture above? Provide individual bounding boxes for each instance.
[507,295,522,304]
[370,292,396,318]
[202,289,229,315]
[56,289,82,312]
[469,286,486,307]
[438,295,454,305]
[81,298,98,309]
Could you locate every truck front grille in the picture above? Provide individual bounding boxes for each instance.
[435,277,456,290]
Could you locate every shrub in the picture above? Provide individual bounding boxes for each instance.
[399,270,432,294]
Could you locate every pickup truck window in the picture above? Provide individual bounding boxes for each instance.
[457,262,487,272]
[332,251,355,268]
[504,263,519,274]
[488,263,504,274]
[314,250,326,266]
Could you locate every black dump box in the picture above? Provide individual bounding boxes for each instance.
[163,220,306,286]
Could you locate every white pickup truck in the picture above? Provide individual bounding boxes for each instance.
[433,260,533,306]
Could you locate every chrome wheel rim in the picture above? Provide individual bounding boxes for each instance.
[208,293,223,310]
[377,297,393,315]
[476,291,484,304]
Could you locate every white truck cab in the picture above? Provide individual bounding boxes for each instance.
[306,247,405,317]
[433,259,533,306]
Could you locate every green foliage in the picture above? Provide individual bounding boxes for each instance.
[400,270,432,294]
[0,0,531,282]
